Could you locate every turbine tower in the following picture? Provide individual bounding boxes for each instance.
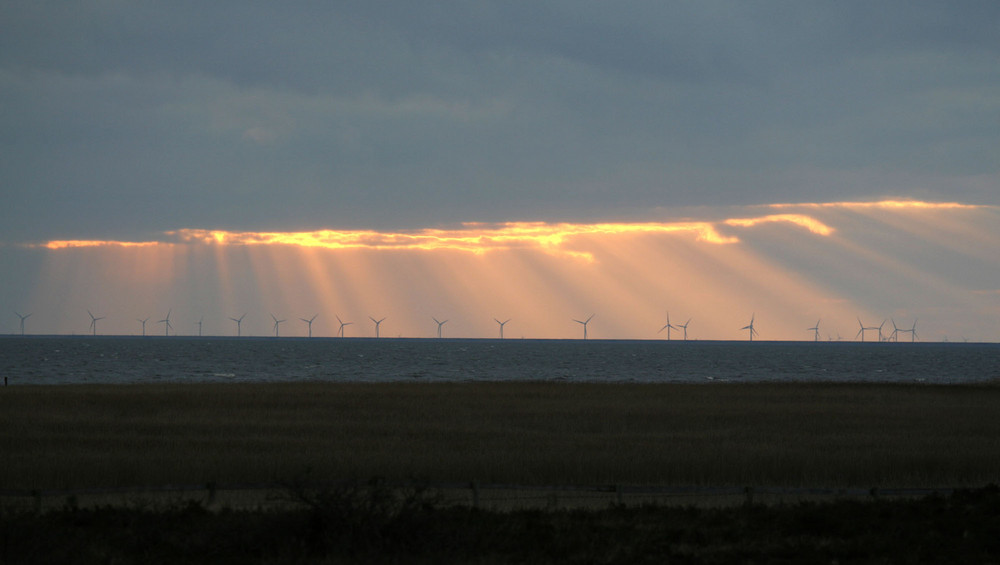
[87,310,105,336]
[433,317,448,339]
[370,316,386,338]
[807,319,821,342]
[658,312,678,340]
[300,313,318,338]
[14,311,31,336]
[158,309,173,337]
[336,315,353,338]
[679,318,692,341]
[573,314,594,340]
[494,318,511,339]
[196,317,203,337]
[137,317,149,337]
[271,313,286,337]
[229,313,246,337]
[741,313,759,342]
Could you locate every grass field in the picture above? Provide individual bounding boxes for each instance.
[3,381,999,492]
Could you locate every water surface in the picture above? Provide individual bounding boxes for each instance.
[3,337,997,385]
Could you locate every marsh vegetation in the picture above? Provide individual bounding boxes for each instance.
[2,482,999,563]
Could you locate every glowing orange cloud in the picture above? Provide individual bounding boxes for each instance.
[42,240,161,250]
[36,201,977,258]
[166,221,738,255]
[724,214,834,236]
[767,200,985,211]
[35,220,745,258]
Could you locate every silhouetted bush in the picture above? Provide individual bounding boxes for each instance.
[282,477,444,557]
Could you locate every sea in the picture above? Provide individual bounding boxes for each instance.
[2,336,998,385]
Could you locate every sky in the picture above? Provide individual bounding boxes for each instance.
[1,2,998,340]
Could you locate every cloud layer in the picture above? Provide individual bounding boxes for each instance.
[2,2,999,242]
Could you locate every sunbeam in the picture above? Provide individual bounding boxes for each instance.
[11,201,999,341]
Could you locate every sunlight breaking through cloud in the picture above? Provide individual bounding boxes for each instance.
[165,221,741,257]
[34,201,982,254]
[34,220,742,258]
[11,200,998,341]
[42,240,162,250]
[766,200,985,210]
[723,214,834,236]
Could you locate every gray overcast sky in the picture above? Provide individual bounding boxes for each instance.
[2,1,998,242]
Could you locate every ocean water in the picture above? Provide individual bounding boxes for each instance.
[2,336,998,385]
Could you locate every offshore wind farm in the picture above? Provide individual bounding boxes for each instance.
[3,307,940,344]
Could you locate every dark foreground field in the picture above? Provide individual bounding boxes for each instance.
[4,382,1000,562]
[3,381,1000,490]
[3,483,999,563]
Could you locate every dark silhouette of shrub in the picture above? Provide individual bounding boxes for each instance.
[2,483,999,563]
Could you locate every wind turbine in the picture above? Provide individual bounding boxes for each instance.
[741,313,759,342]
[158,309,173,337]
[336,315,353,338]
[87,310,105,336]
[370,316,386,338]
[890,319,901,342]
[896,319,918,342]
[877,319,888,342]
[14,311,31,336]
[495,318,511,339]
[807,319,821,342]
[573,314,594,340]
[433,317,448,338]
[300,314,318,338]
[658,312,678,340]
[271,313,286,337]
[229,313,246,337]
[196,317,203,337]
[678,318,692,341]
[855,317,880,342]
[137,317,149,337]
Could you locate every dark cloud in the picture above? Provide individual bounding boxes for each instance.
[2,1,998,241]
